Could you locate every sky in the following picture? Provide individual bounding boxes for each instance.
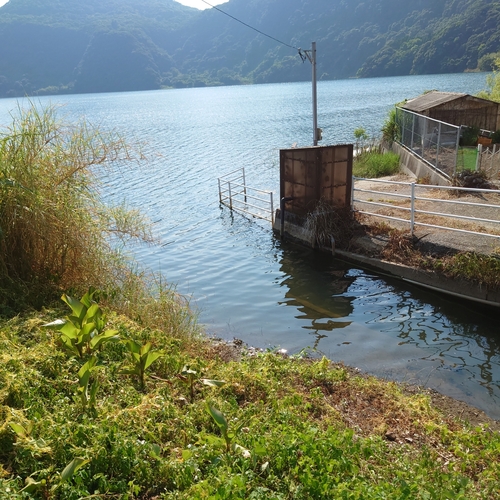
[0,0,230,9]
[174,0,229,9]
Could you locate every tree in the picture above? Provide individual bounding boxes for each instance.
[477,56,500,103]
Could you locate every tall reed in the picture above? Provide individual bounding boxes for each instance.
[0,103,153,311]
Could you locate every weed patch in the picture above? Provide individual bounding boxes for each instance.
[354,150,400,178]
[1,310,499,499]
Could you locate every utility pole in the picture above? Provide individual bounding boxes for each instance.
[301,42,320,146]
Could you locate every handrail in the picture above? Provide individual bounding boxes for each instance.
[218,167,274,224]
[352,176,500,240]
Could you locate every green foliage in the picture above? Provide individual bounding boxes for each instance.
[0,103,153,312]
[354,151,401,178]
[460,125,480,146]
[438,252,500,290]
[206,402,247,454]
[121,339,163,390]
[0,0,499,95]
[381,107,400,144]
[179,363,225,402]
[477,51,500,72]
[476,55,500,103]
[75,356,101,408]
[44,288,119,358]
[1,312,500,498]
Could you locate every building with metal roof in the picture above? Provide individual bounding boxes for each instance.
[401,91,500,132]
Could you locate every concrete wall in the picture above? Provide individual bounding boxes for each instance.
[392,142,450,186]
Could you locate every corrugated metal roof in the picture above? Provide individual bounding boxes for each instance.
[402,91,467,112]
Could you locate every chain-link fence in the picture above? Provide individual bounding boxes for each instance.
[396,107,460,179]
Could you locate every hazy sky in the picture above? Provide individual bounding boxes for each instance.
[175,0,229,9]
[0,0,230,9]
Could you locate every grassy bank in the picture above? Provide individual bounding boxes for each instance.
[1,105,499,499]
[1,300,499,499]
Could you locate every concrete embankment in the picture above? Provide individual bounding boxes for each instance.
[335,246,500,309]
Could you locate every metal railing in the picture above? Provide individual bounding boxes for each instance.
[396,107,460,179]
[352,176,500,240]
[218,167,274,224]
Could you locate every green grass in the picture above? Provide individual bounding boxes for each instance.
[457,147,478,172]
[1,302,499,499]
[353,150,400,178]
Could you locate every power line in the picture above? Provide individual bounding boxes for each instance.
[199,0,300,52]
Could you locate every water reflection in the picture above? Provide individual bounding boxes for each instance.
[275,244,500,418]
[278,247,355,347]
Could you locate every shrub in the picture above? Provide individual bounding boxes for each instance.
[0,103,151,312]
[381,107,399,144]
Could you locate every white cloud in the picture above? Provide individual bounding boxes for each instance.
[174,0,229,10]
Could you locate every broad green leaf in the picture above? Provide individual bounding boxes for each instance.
[60,336,79,356]
[202,379,226,387]
[78,356,98,379]
[90,329,119,349]
[84,303,101,323]
[126,340,141,354]
[143,351,162,370]
[140,342,152,356]
[89,380,99,405]
[34,438,48,449]
[59,322,79,339]
[181,365,197,376]
[80,322,96,339]
[61,457,89,482]
[207,403,228,432]
[20,477,44,493]
[61,294,85,319]
[9,422,27,438]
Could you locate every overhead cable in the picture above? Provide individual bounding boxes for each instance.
[199,0,301,53]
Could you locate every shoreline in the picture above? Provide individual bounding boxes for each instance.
[208,336,500,431]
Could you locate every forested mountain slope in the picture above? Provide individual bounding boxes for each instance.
[0,0,498,97]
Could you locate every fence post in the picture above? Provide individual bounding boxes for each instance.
[270,192,274,225]
[242,167,247,203]
[454,125,460,176]
[476,144,482,172]
[218,178,222,204]
[410,112,415,149]
[410,183,415,236]
[436,122,442,170]
[228,182,233,210]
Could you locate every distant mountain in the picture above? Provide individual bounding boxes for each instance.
[0,0,499,97]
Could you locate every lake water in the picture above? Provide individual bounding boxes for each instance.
[1,73,500,419]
